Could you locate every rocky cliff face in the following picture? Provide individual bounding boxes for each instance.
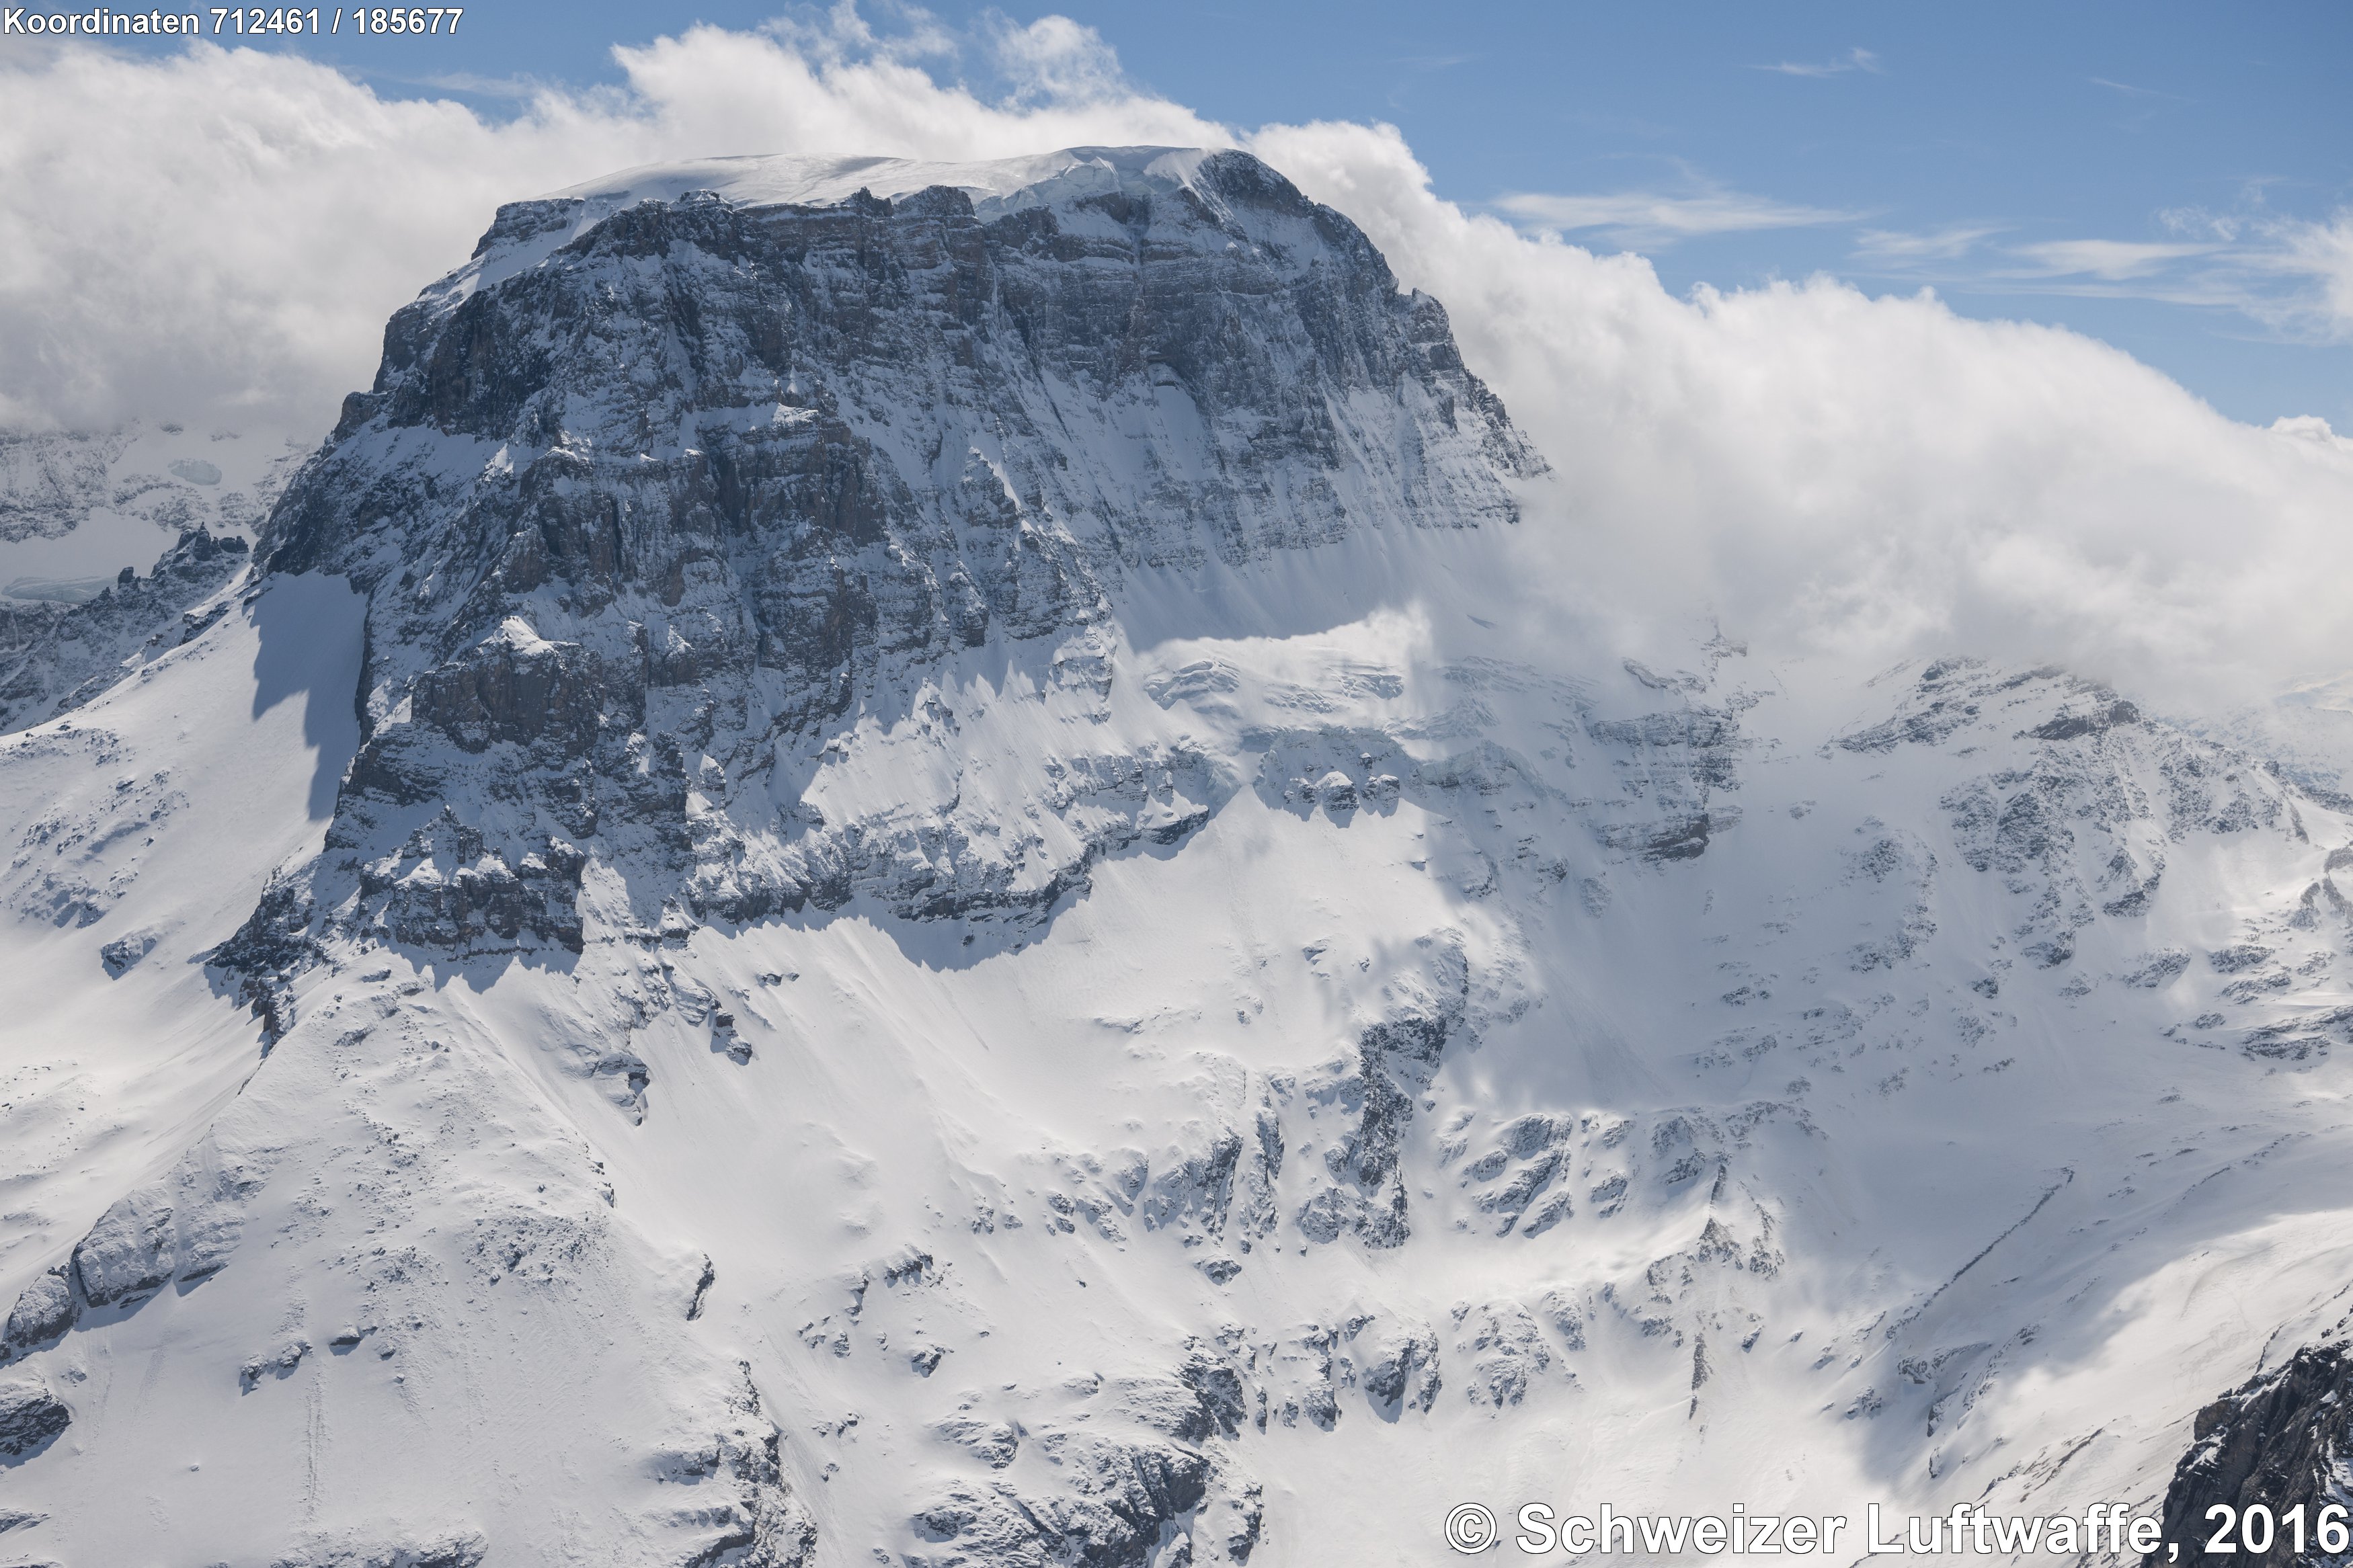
[233,147,1537,993]
[2149,1343,2353,1566]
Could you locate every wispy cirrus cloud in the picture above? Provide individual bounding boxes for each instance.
[1853,203,2353,345]
[1495,186,1860,248]
[2005,239,2227,281]
[2090,77,2189,102]
[1753,47,1882,79]
[393,71,551,100]
[1853,223,2005,263]
[2249,212,2353,339]
[1994,206,2353,341]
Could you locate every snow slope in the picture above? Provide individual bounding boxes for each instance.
[3,147,2352,1568]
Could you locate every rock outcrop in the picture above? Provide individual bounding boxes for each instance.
[0,1374,69,1457]
[2147,1344,2353,1566]
[0,525,249,734]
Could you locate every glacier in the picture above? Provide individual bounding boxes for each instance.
[1,145,2350,1567]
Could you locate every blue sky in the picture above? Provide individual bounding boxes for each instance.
[48,1,2353,425]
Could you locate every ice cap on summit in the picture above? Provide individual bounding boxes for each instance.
[545,145,1215,220]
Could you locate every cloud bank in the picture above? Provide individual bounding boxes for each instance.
[1494,187,1860,247]
[3,15,2350,714]
[1259,120,2353,708]
[0,21,1227,435]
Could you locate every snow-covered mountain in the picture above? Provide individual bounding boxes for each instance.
[4,145,2352,1568]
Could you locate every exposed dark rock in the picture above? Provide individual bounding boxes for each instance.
[1585,703,1746,863]
[360,807,588,954]
[1634,815,1714,862]
[2241,1006,2353,1063]
[212,870,320,1039]
[911,1432,1210,1568]
[267,1532,490,1568]
[0,526,249,735]
[1180,1350,1250,1440]
[0,1375,69,1457]
[1302,1013,1452,1249]
[934,1413,1019,1469]
[1906,664,2306,989]
[2147,1342,2353,1565]
[1453,1301,1552,1407]
[1361,1323,1442,1413]
[98,929,159,976]
[2028,700,2140,741]
[229,148,1536,972]
[644,1372,815,1567]
[1837,659,1987,753]
[2121,949,2190,987]
[0,598,67,663]
[240,1338,311,1389]
[70,1190,175,1307]
[0,1267,74,1360]
[409,620,612,757]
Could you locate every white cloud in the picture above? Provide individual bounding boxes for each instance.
[1255,120,2353,708]
[1494,188,1860,247]
[2090,76,2188,101]
[0,17,1226,434]
[1853,224,2004,263]
[3,15,2352,714]
[2005,239,2225,280]
[984,13,1132,104]
[2157,205,2241,243]
[1851,207,2353,344]
[1854,212,2353,345]
[2262,211,2353,339]
[393,70,553,100]
[1753,47,1882,78]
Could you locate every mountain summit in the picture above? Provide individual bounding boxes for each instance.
[243,145,1536,976]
